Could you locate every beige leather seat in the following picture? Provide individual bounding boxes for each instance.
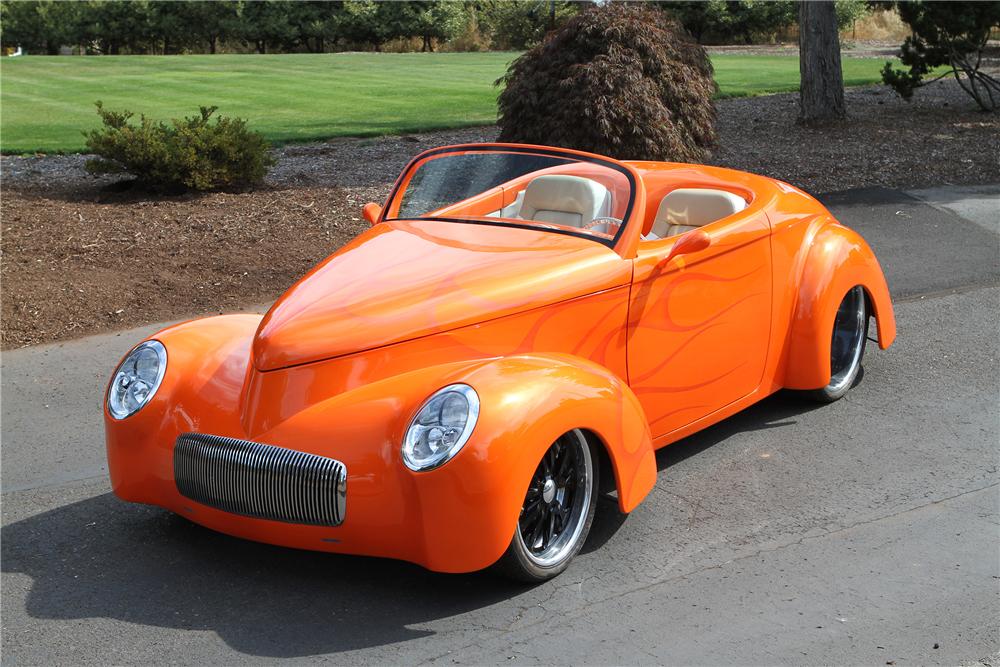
[517,175,611,228]
[645,188,747,240]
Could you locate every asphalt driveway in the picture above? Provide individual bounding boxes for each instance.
[2,185,998,665]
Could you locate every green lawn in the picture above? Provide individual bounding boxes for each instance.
[712,54,893,98]
[0,52,894,154]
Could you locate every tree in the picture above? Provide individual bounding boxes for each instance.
[658,0,868,45]
[283,1,343,53]
[79,0,156,55]
[723,0,798,44]
[0,0,82,54]
[372,1,423,46]
[238,1,296,54]
[496,3,717,162]
[339,1,385,50]
[148,2,193,54]
[414,1,465,52]
[798,0,846,123]
[881,1,1000,112]
[353,1,461,51]
[180,0,241,54]
[480,1,579,50]
[655,1,729,43]
[657,1,796,45]
[835,0,870,32]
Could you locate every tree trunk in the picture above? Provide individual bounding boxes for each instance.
[798,0,846,123]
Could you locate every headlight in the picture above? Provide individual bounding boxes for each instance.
[107,340,167,420]
[402,384,479,471]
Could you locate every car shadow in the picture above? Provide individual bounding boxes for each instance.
[583,389,831,556]
[2,493,523,658]
[653,389,830,472]
[2,389,829,659]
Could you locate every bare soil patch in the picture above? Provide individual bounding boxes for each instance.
[2,79,997,348]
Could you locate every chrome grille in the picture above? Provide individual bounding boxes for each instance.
[174,433,346,527]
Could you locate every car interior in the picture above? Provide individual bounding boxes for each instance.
[514,175,612,226]
[491,173,748,241]
[641,188,748,240]
[406,149,752,244]
[486,174,615,232]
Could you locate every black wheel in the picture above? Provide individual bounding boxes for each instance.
[496,429,599,583]
[807,285,869,403]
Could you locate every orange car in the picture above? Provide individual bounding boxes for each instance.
[105,143,895,581]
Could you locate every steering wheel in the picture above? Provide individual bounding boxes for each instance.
[583,217,623,236]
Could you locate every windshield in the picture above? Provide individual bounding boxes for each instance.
[384,146,636,246]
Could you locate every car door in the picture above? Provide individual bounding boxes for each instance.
[627,210,772,439]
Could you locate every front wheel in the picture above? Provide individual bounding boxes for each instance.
[807,285,869,403]
[496,429,598,582]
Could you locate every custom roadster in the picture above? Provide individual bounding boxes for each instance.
[105,143,895,581]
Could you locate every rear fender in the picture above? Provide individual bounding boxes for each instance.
[784,221,896,390]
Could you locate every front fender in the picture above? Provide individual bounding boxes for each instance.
[439,353,657,565]
[262,352,656,572]
[784,221,896,390]
[105,314,263,502]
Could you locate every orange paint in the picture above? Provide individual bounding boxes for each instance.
[105,143,895,573]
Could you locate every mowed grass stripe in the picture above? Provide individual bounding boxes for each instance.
[2,53,510,150]
[0,52,896,153]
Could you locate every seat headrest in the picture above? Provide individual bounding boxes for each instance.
[519,175,611,228]
[654,188,747,229]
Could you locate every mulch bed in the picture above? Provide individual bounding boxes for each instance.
[2,78,997,349]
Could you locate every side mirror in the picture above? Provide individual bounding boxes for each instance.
[362,203,382,226]
[661,228,711,266]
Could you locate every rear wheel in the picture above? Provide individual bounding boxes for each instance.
[496,429,598,582]
[807,285,869,403]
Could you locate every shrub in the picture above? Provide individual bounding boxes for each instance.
[881,0,1000,112]
[84,103,275,191]
[496,3,717,163]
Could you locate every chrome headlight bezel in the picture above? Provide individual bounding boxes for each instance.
[106,340,167,420]
[401,383,480,472]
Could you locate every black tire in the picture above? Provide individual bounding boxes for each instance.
[495,429,599,583]
[806,285,869,403]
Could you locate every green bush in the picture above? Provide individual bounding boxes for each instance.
[881,0,1000,112]
[84,103,275,191]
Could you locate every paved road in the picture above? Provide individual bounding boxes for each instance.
[3,186,998,665]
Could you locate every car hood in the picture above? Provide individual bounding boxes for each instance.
[253,219,629,371]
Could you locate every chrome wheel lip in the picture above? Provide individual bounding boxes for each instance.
[828,286,866,394]
[516,430,593,569]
